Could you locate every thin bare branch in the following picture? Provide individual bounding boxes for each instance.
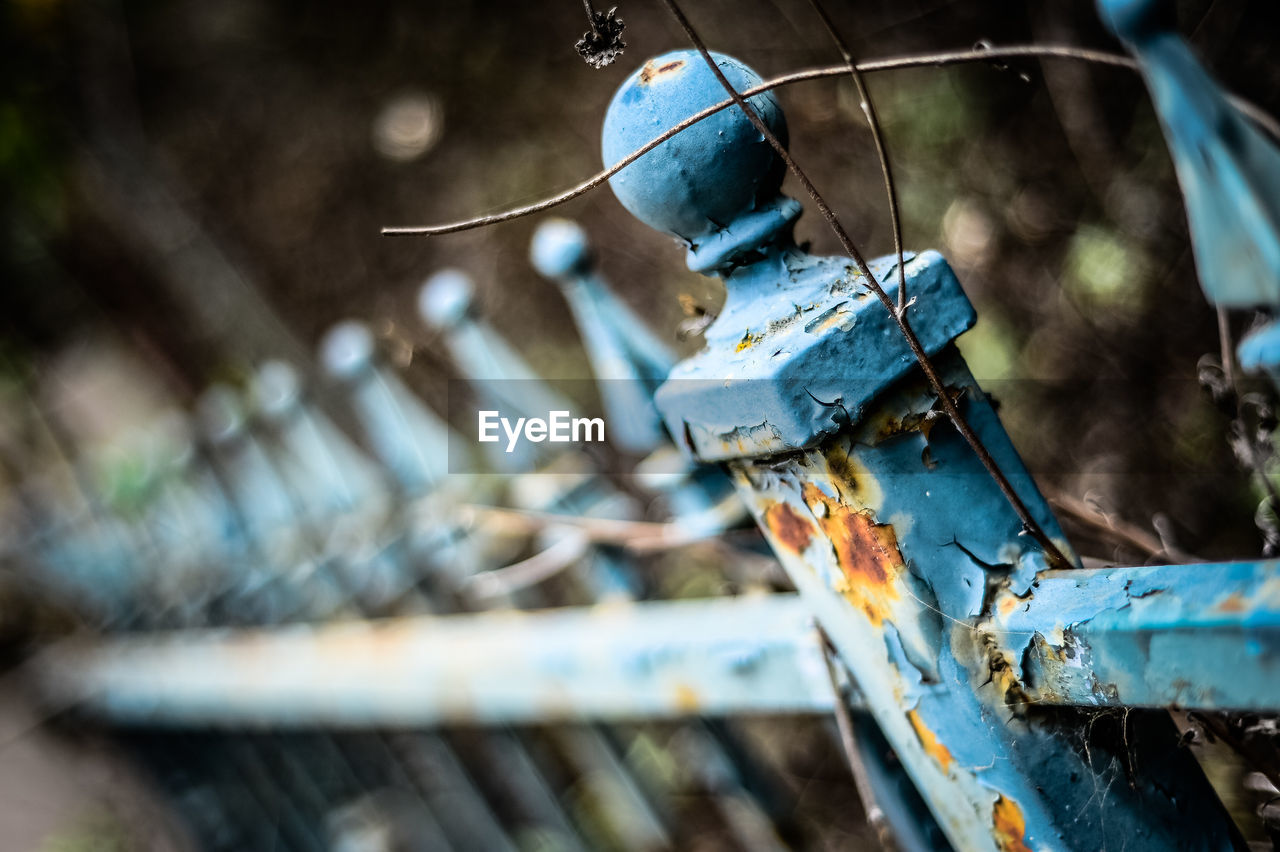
[1046,489,1197,563]
[382,44,1279,237]
[464,527,591,600]
[805,0,909,314]
[383,46,1145,236]
[459,503,717,551]
[661,0,1073,568]
[819,632,898,852]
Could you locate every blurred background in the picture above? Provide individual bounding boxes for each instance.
[4,0,1280,848]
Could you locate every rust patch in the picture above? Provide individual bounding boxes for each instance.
[764,502,815,555]
[735,331,761,352]
[992,795,1033,852]
[907,709,954,773]
[1216,592,1247,613]
[638,58,685,85]
[673,683,700,712]
[819,445,882,511]
[802,483,902,625]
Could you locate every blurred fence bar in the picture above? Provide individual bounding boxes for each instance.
[34,595,837,725]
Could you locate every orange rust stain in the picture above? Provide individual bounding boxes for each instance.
[1216,592,1247,613]
[735,331,761,352]
[992,795,1033,852]
[764,502,815,555]
[639,58,685,85]
[907,710,954,773]
[673,684,700,712]
[802,483,903,625]
[998,594,1021,617]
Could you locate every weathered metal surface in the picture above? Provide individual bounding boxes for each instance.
[606,48,1245,851]
[33,595,836,725]
[990,559,1280,711]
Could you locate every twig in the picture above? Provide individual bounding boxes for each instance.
[1217,308,1235,400]
[382,46,1278,237]
[805,0,908,315]
[1046,489,1196,563]
[459,503,719,551]
[660,0,1072,568]
[819,631,898,851]
[464,527,591,599]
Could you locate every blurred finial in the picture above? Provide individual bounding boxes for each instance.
[252,360,302,420]
[530,219,593,280]
[419,269,475,330]
[196,384,247,445]
[321,321,377,380]
[1097,0,1280,313]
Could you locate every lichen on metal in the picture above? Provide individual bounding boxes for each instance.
[604,46,1243,850]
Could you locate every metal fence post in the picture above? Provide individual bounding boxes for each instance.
[602,50,1244,850]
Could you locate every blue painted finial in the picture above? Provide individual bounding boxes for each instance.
[601,50,801,274]
[419,269,474,330]
[320,320,376,380]
[530,218,592,279]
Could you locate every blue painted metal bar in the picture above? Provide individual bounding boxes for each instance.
[1098,0,1280,389]
[1098,0,1280,312]
[989,559,1280,711]
[602,49,1244,850]
[320,319,460,494]
[530,218,674,454]
[419,269,573,474]
[32,595,837,725]
[530,218,747,536]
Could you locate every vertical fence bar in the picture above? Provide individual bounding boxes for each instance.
[601,49,1244,851]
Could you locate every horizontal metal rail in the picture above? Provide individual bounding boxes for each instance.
[989,559,1280,711]
[32,594,841,726]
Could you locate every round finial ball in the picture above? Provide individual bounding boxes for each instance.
[252,360,301,419]
[196,384,246,445]
[321,320,376,379]
[601,50,787,243]
[419,269,475,330]
[530,219,592,280]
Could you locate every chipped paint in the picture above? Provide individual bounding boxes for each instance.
[614,46,1243,852]
[992,796,1032,852]
[991,560,1280,710]
[637,58,685,85]
[802,483,902,626]
[907,709,954,773]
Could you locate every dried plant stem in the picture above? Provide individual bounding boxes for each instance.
[805,0,908,315]
[661,0,1072,568]
[820,632,898,851]
[382,47,1278,237]
[1046,489,1196,563]
[383,46,1144,237]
